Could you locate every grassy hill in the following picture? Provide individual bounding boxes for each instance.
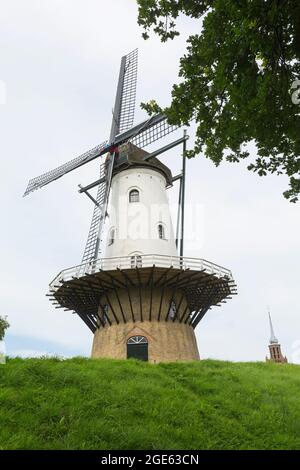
[0,357,300,450]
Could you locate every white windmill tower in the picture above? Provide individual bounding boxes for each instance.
[24,49,237,362]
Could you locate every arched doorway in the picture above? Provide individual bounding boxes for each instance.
[127,336,148,361]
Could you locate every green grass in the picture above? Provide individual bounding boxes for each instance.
[1,357,300,450]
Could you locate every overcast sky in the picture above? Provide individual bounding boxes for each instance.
[0,0,299,363]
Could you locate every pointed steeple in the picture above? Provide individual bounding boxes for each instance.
[268,310,278,344]
[266,309,287,363]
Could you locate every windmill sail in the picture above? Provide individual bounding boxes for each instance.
[130,115,178,149]
[81,161,107,264]
[81,155,115,264]
[23,141,108,196]
[110,48,138,139]
[114,113,179,150]
[82,49,138,263]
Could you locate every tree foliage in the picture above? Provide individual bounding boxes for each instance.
[137,0,300,201]
[0,316,10,341]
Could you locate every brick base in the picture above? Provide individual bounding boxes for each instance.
[91,320,200,363]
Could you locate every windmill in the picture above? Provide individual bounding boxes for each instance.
[24,49,180,264]
[24,49,237,362]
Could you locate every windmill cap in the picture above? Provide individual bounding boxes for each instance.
[112,142,173,186]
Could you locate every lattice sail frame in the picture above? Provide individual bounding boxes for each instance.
[23,112,178,198]
[130,115,178,149]
[81,153,115,263]
[23,141,108,196]
[82,49,139,263]
[117,48,138,135]
[81,162,106,264]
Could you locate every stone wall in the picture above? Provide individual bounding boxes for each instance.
[92,320,200,363]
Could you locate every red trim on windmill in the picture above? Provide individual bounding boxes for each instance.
[109,145,119,154]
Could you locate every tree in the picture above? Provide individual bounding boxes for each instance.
[137,0,300,201]
[0,316,9,341]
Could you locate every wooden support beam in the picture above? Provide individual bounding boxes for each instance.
[117,268,135,286]
[84,273,114,290]
[188,308,201,325]
[154,266,173,287]
[147,265,156,286]
[113,282,126,323]
[157,282,166,322]
[183,273,226,296]
[163,268,187,288]
[71,276,105,294]
[173,269,207,289]
[93,277,119,324]
[179,304,189,323]
[85,279,102,305]
[191,307,209,329]
[56,285,98,332]
[172,289,186,323]
[76,311,96,333]
[98,301,112,327]
[189,284,218,326]
[103,290,119,325]
[165,273,181,321]
[117,269,135,322]
[136,267,143,322]
[149,267,154,322]
[99,269,127,289]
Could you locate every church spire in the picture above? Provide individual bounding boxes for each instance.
[268,309,278,344]
[266,309,287,363]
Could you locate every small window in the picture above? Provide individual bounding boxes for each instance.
[129,189,139,203]
[108,229,115,246]
[131,255,142,268]
[127,336,148,361]
[158,224,166,240]
[169,300,177,320]
[127,336,148,345]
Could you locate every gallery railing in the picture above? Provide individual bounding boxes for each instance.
[49,254,233,289]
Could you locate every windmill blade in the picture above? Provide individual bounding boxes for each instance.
[81,153,115,263]
[130,115,178,149]
[81,162,107,264]
[110,48,138,142]
[114,113,179,150]
[82,50,138,263]
[117,49,138,135]
[23,141,108,196]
